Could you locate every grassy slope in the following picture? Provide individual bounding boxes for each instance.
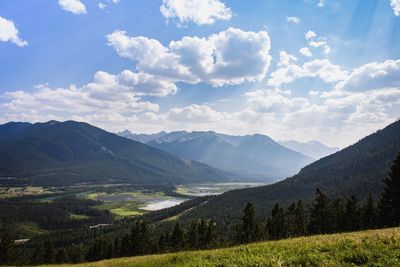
[43,227,400,267]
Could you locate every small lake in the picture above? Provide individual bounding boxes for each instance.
[141,199,186,211]
[177,182,266,197]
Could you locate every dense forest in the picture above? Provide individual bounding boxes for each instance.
[0,152,399,265]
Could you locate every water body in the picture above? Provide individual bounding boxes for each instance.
[141,199,186,211]
[178,182,266,197]
[140,182,265,210]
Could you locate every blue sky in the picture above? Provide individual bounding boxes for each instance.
[0,0,399,147]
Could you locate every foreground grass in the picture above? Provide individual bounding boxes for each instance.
[41,227,400,267]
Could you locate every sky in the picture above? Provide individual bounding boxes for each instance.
[0,0,399,148]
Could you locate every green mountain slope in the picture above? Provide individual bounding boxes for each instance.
[0,121,231,185]
[179,120,400,222]
[42,227,400,267]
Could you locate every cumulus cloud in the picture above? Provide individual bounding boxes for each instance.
[0,16,28,47]
[304,30,331,55]
[305,30,317,40]
[278,51,297,67]
[299,47,312,57]
[286,16,301,24]
[0,69,185,129]
[268,59,348,87]
[107,28,271,86]
[336,59,400,91]
[98,3,106,9]
[160,0,232,26]
[58,0,87,15]
[391,0,400,16]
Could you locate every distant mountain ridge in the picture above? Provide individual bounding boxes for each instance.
[278,140,339,159]
[119,130,314,182]
[177,120,400,223]
[0,121,232,186]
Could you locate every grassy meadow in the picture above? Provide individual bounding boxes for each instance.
[39,227,400,267]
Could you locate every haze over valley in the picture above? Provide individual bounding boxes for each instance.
[0,0,399,266]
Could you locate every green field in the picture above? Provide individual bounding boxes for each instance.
[40,227,400,267]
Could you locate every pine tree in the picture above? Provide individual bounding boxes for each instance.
[185,220,199,249]
[378,153,400,227]
[205,220,218,248]
[130,220,154,255]
[56,248,68,263]
[266,203,286,240]
[286,203,298,237]
[294,200,306,236]
[361,195,376,229]
[308,189,331,234]
[236,202,260,243]
[343,195,360,231]
[198,219,208,249]
[330,198,346,232]
[44,242,57,263]
[171,222,184,251]
[0,232,13,264]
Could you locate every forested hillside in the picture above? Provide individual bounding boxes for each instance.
[178,120,400,223]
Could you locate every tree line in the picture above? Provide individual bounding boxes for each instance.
[1,152,399,265]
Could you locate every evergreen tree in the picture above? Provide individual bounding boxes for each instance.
[171,222,184,251]
[130,220,154,255]
[286,202,306,237]
[361,195,376,229]
[286,203,297,237]
[198,219,208,249]
[343,195,360,231]
[308,189,331,234]
[236,202,260,243]
[0,232,13,264]
[185,220,199,249]
[378,153,400,227]
[330,198,346,232]
[205,220,218,248]
[294,200,306,236]
[266,203,286,240]
[44,242,57,264]
[56,248,68,263]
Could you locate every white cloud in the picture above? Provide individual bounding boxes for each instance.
[317,0,326,7]
[391,0,400,16]
[168,104,225,123]
[268,59,348,87]
[0,69,185,130]
[58,0,87,15]
[286,16,301,24]
[278,51,297,67]
[336,59,400,91]
[98,3,106,9]
[299,47,312,57]
[0,16,28,47]
[160,0,232,26]
[305,30,317,40]
[304,30,331,55]
[107,28,271,86]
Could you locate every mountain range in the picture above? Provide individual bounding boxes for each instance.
[0,121,232,186]
[176,119,400,223]
[278,140,339,160]
[118,130,333,181]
